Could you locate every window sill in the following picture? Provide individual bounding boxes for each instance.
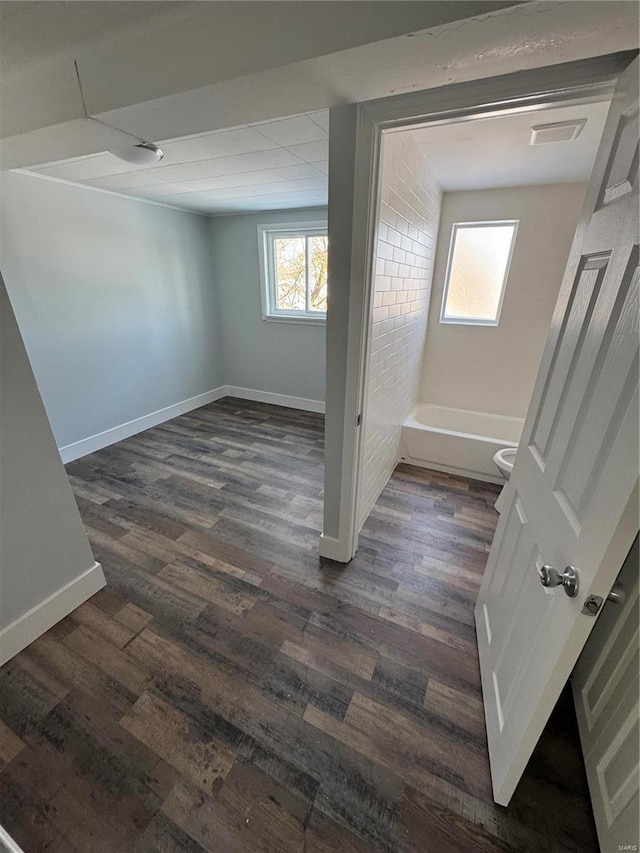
[440,317,499,327]
[263,314,326,326]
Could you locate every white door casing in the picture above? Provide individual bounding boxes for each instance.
[475,57,639,806]
[322,52,632,563]
[572,536,639,853]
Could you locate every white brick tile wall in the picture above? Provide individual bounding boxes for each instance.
[357,131,441,530]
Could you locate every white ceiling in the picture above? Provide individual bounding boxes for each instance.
[411,100,611,191]
[20,99,610,216]
[20,111,329,215]
[4,4,635,179]
[0,2,203,73]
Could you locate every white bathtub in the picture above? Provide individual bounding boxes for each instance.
[401,403,524,483]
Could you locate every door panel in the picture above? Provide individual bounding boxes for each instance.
[476,57,639,806]
[573,537,639,853]
[552,252,638,511]
[529,254,611,465]
[597,101,638,207]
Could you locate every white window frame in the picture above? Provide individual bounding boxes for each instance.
[257,220,328,324]
[439,219,519,326]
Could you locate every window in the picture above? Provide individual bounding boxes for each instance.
[258,221,328,323]
[440,220,518,325]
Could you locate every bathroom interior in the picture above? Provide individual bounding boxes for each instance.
[357,94,612,531]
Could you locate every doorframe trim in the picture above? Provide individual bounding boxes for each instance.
[321,50,637,563]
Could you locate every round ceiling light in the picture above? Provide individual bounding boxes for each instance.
[111,142,164,166]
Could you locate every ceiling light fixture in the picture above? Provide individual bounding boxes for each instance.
[74,60,163,165]
[529,119,587,145]
[109,141,164,166]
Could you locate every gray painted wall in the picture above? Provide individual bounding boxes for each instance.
[0,272,99,631]
[210,207,327,403]
[0,171,222,450]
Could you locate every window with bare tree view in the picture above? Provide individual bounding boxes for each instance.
[258,222,328,322]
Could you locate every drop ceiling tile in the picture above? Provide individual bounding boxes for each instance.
[252,115,327,147]
[141,156,247,184]
[140,158,238,184]
[210,198,318,214]
[290,177,327,192]
[159,126,277,165]
[152,148,304,184]
[33,153,142,181]
[236,189,325,205]
[312,160,329,175]
[308,110,330,132]
[286,140,329,163]
[84,171,166,191]
[132,182,197,197]
[275,163,324,181]
[169,169,287,194]
[177,184,289,202]
[205,187,324,210]
[24,109,331,215]
[240,148,306,171]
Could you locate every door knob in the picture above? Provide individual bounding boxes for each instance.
[538,564,580,598]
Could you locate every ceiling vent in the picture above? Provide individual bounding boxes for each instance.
[530,119,587,145]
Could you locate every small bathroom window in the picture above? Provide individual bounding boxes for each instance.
[440,220,519,325]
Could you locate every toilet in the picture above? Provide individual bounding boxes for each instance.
[493,447,518,513]
[494,447,517,480]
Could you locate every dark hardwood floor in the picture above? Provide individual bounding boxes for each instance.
[0,399,597,852]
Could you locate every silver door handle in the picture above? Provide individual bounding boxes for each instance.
[607,582,626,605]
[538,564,580,598]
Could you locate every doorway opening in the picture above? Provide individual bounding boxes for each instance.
[356,95,612,532]
[326,50,638,837]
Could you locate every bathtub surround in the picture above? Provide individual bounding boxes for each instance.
[420,183,587,418]
[209,208,327,405]
[1,171,223,452]
[358,130,442,529]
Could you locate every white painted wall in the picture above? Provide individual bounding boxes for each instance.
[419,183,587,418]
[321,104,360,558]
[358,130,442,529]
[0,273,104,665]
[210,208,326,405]
[3,3,636,173]
[0,171,223,455]
[0,2,519,162]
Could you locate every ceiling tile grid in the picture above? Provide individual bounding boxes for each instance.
[18,101,607,214]
[21,110,330,215]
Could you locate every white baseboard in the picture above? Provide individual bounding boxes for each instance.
[398,454,504,485]
[0,824,26,853]
[0,561,105,666]
[223,386,325,414]
[318,533,355,563]
[59,386,228,463]
[59,385,325,463]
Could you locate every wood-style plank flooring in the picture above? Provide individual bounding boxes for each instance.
[0,399,597,852]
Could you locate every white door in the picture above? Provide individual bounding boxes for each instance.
[475,56,639,806]
[572,536,639,853]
